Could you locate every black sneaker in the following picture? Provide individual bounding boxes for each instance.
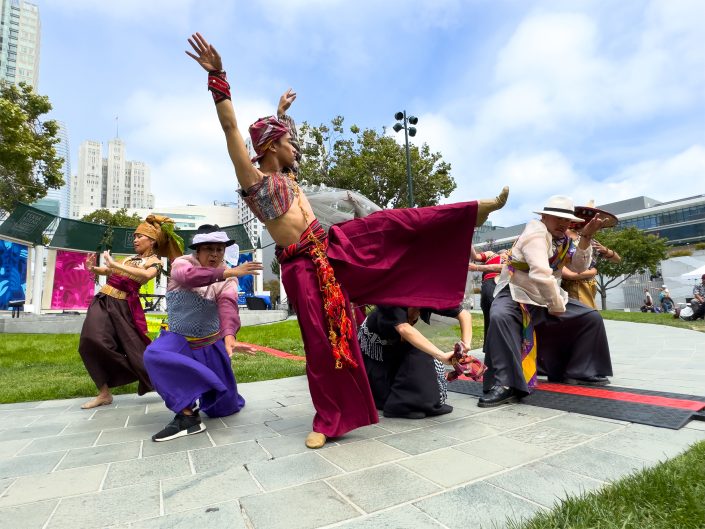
[152,413,206,442]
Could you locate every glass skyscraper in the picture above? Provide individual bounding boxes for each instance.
[0,0,40,87]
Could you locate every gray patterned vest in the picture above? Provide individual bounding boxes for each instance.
[166,290,219,338]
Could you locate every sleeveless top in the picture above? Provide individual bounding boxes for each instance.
[165,290,220,338]
[239,172,296,222]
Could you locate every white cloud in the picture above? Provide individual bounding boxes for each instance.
[43,0,197,26]
[120,89,274,207]
[50,0,702,229]
[600,145,705,204]
[408,1,704,227]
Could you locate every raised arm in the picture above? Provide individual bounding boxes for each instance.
[186,33,261,190]
[170,257,227,288]
[277,89,297,120]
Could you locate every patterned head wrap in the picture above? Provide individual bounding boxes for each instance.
[248,116,291,163]
[134,214,184,261]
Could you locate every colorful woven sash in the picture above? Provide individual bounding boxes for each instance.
[103,273,150,345]
[506,236,573,390]
[185,331,221,349]
[277,220,357,370]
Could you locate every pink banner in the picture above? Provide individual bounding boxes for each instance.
[51,250,95,310]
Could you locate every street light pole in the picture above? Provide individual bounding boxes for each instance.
[393,111,418,208]
[402,111,413,208]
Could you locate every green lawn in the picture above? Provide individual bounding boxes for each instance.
[3,308,702,404]
[600,310,705,332]
[509,440,705,529]
[0,317,483,404]
[0,324,308,404]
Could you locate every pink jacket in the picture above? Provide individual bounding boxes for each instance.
[168,255,240,337]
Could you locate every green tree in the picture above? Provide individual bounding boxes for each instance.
[270,258,280,278]
[263,279,280,304]
[81,208,142,228]
[594,227,669,309]
[298,116,455,208]
[0,82,64,215]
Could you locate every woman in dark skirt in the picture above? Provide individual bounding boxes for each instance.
[144,225,263,442]
[79,215,183,409]
[358,305,473,419]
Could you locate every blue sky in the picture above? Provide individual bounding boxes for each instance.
[38,0,705,226]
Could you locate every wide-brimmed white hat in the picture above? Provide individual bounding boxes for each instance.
[533,195,584,222]
[188,225,236,250]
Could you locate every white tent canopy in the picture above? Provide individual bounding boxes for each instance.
[681,264,705,278]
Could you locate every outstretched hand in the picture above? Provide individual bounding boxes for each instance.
[440,351,455,366]
[224,335,258,357]
[186,32,223,72]
[278,88,297,115]
[225,261,264,279]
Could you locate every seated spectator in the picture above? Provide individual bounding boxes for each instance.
[641,289,656,313]
[480,196,612,407]
[658,285,674,313]
[358,305,472,419]
[692,275,705,321]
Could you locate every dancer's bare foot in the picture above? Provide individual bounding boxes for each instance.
[305,431,327,449]
[81,395,113,409]
[476,186,509,227]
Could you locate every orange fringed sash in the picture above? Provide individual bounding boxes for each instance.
[278,220,357,370]
[307,232,357,369]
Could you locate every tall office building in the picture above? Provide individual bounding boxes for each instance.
[125,160,154,210]
[71,141,102,217]
[0,0,40,87]
[71,139,154,217]
[34,121,71,217]
[105,139,126,209]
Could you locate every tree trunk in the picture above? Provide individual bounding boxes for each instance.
[597,274,607,310]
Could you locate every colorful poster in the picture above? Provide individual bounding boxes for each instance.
[50,250,95,310]
[0,240,28,311]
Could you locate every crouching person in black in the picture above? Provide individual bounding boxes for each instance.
[358,305,472,419]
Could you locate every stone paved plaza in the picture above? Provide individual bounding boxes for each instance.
[1,320,704,529]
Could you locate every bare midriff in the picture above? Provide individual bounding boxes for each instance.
[265,192,317,247]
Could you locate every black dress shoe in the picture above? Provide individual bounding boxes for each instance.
[564,376,610,387]
[477,386,519,408]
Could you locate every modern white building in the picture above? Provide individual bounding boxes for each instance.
[472,194,705,310]
[0,0,40,87]
[71,139,155,217]
[71,204,243,233]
